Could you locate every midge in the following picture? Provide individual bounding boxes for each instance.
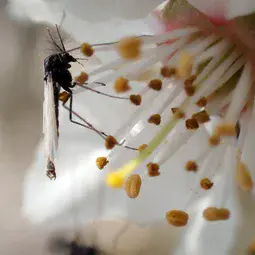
[43,25,141,180]
[43,25,106,180]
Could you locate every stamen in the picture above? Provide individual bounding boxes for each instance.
[192,51,241,103]
[96,157,109,170]
[165,210,189,227]
[177,51,194,79]
[106,172,124,188]
[155,128,195,166]
[117,36,142,60]
[209,135,221,147]
[138,144,148,152]
[78,84,129,100]
[196,97,207,107]
[184,75,197,87]
[192,110,210,124]
[104,29,244,187]
[200,178,214,190]
[185,119,199,130]
[160,66,176,78]
[148,114,161,125]
[125,174,142,199]
[105,136,118,150]
[214,123,236,137]
[195,40,230,67]
[80,42,94,57]
[59,91,70,104]
[185,160,198,172]
[184,85,196,96]
[236,160,253,191]
[225,62,253,123]
[148,79,162,91]
[203,207,230,221]
[113,77,131,93]
[183,145,226,210]
[129,94,142,105]
[147,163,160,177]
[143,27,199,44]
[171,108,185,119]
[74,72,89,84]
[194,43,231,84]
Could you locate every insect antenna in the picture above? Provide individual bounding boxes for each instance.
[59,10,66,30]
[55,24,66,52]
[47,27,64,53]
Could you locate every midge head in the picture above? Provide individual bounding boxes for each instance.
[44,25,79,70]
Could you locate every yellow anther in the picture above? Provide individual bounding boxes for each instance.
[106,172,124,188]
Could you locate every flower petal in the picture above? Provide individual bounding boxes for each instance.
[187,0,255,20]
[227,0,255,20]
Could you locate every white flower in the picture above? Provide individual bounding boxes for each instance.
[13,0,255,254]
[187,0,255,20]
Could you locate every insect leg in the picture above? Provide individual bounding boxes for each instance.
[61,87,107,138]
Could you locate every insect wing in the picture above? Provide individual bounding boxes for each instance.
[43,75,58,179]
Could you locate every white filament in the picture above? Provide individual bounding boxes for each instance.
[225,62,253,123]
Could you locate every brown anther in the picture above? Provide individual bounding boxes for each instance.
[148,79,162,91]
[80,42,94,57]
[160,66,176,78]
[96,157,109,170]
[74,72,88,84]
[184,85,196,96]
[59,91,70,103]
[203,207,230,221]
[148,114,161,125]
[125,174,142,199]
[147,163,160,177]
[114,77,130,93]
[185,160,198,172]
[129,94,142,105]
[192,110,210,124]
[105,136,118,150]
[200,178,214,190]
[178,52,194,79]
[138,144,148,152]
[209,135,221,147]
[196,97,207,107]
[184,75,197,86]
[237,161,253,191]
[117,36,142,60]
[185,119,199,130]
[214,123,236,137]
[171,108,185,119]
[166,210,189,227]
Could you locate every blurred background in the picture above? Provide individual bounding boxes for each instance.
[0,2,49,254]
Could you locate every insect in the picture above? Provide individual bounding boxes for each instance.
[43,25,147,180]
[43,25,105,180]
[43,24,79,180]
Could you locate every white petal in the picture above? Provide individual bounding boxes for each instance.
[62,0,165,21]
[187,0,227,18]
[187,0,255,19]
[227,0,255,19]
[7,0,154,43]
